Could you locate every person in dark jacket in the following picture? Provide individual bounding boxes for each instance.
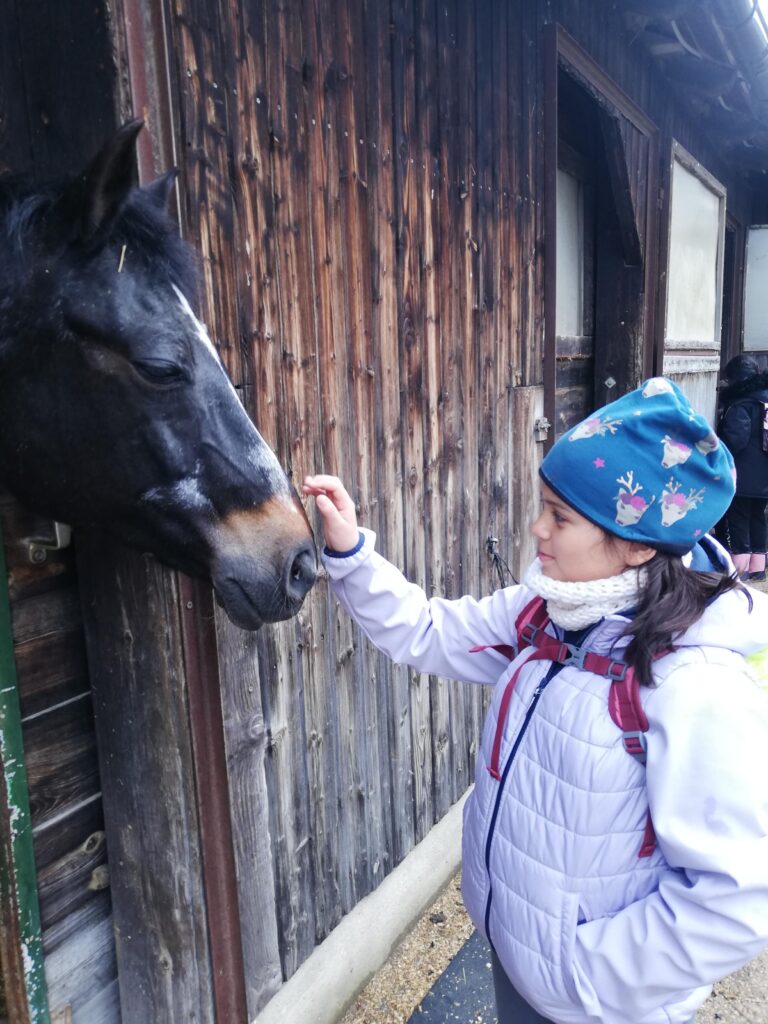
[718,354,768,581]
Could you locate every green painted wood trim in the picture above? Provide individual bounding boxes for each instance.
[0,525,50,1023]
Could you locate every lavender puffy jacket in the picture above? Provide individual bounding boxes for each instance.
[323,530,768,1024]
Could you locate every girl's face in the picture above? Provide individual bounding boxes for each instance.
[532,483,652,582]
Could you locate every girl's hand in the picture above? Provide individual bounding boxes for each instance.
[302,475,360,553]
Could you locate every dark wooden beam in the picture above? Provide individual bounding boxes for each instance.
[599,109,643,267]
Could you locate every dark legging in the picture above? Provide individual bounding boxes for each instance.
[725,495,768,554]
[491,952,555,1023]
[491,951,696,1023]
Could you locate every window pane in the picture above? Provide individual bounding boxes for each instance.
[556,168,583,337]
[666,159,722,347]
[743,226,768,351]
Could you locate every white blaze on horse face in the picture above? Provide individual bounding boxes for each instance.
[172,285,295,505]
[142,474,210,514]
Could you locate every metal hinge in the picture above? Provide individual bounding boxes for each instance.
[533,416,551,442]
[26,521,72,564]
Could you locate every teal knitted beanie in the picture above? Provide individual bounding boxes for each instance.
[539,377,736,555]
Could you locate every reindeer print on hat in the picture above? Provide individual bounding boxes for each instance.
[660,478,706,527]
[642,377,675,398]
[615,471,655,526]
[660,435,693,469]
[569,416,622,441]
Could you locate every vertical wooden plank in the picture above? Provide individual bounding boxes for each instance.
[78,539,215,1024]
[0,1,33,174]
[467,0,501,769]
[542,20,558,450]
[391,0,423,859]
[12,0,116,178]
[409,0,440,845]
[331,0,393,902]
[434,0,462,819]
[168,0,244,381]
[297,0,354,943]
[364,0,400,873]
[227,0,317,981]
[448,0,480,807]
[213,614,282,1017]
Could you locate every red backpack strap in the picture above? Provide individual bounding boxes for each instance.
[468,596,549,662]
[606,662,657,859]
[607,664,650,763]
[514,596,549,649]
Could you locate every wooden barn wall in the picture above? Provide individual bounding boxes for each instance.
[0,4,121,1021]
[163,0,542,1006]
[157,0,760,1012]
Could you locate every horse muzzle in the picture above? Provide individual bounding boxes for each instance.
[212,538,317,630]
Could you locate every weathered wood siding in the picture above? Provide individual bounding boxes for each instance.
[0,495,118,1024]
[163,0,542,1010]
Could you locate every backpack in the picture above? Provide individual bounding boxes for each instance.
[471,596,657,857]
[760,401,768,454]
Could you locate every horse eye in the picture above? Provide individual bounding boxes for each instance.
[133,359,186,384]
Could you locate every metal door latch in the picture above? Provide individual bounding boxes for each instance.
[26,522,72,564]
[533,417,551,442]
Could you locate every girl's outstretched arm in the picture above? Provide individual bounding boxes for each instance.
[302,474,526,685]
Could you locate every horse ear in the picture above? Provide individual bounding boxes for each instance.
[58,119,143,242]
[143,169,178,210]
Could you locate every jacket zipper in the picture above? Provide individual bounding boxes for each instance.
[482,621,599,950]
[483,675,550,948]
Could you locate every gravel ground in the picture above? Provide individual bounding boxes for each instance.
[340,578,768,1024]
[339,874,474,1024]
[340,870,768,1024]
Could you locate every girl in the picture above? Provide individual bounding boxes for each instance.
[303,378,768,1024]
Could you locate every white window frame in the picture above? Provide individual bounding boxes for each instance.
[663,141,726,365]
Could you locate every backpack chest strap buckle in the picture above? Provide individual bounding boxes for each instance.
[622,730,648,763]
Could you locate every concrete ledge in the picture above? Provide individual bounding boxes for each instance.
[253,788,471,1024]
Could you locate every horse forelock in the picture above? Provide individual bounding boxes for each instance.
[112,191,198,300]
[0,172,197,301]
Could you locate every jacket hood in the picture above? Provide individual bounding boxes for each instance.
[719,370,768,406]
[677,583,768,657]
[679,534,767,657]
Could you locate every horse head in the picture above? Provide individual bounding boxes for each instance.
[0,121,317,630]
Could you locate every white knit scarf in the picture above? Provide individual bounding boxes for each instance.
[523,558,648,630]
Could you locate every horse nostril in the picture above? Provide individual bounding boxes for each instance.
[286,542,317,601]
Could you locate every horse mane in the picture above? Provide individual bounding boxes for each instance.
[0,172,198,301]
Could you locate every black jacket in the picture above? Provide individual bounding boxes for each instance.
[718,371,768,499]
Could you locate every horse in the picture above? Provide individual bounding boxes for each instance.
[0,120,316,630]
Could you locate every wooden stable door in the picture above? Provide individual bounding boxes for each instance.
[544,26,659,444]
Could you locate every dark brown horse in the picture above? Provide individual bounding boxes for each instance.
[0,121,316,629]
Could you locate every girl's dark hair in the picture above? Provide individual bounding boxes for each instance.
[615,550,750,686]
